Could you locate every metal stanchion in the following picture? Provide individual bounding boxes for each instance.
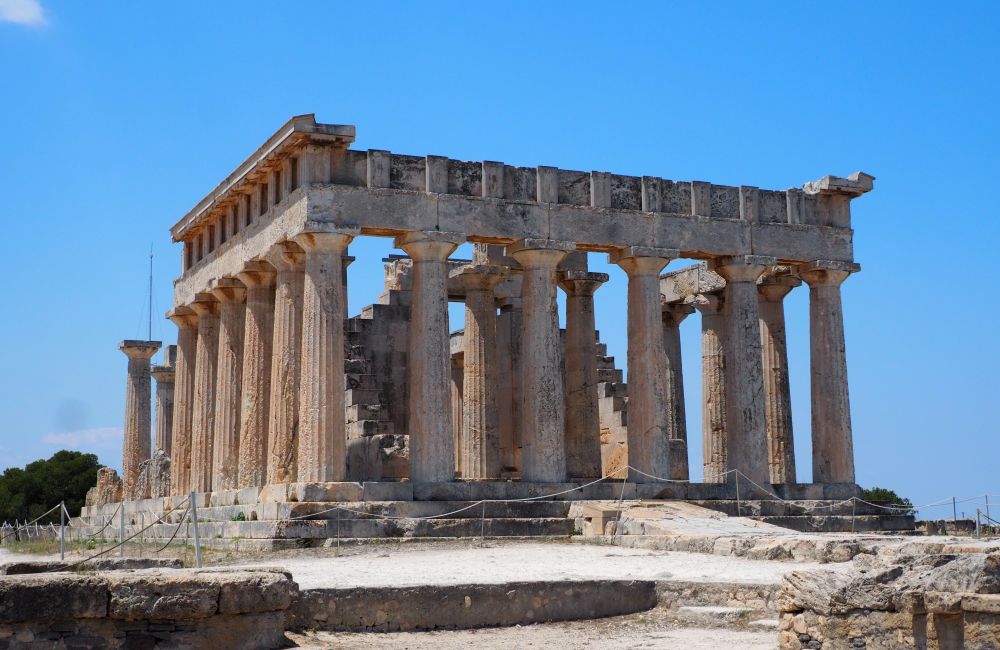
[119,503,126,559]
[59,501,65,561]
[190,492,202,568]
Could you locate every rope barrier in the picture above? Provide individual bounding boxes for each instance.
[0,503,62,543]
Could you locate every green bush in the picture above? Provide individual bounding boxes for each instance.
[0,450,100,523]
[861,486,915,516]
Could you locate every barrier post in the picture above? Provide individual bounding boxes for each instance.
[987,495,991,521]
[977,510,981,538]
[119,503,126,559]
[190,492,202,568]
[59,501,65,561]
[953,497,957,522]
[735,472,742,517]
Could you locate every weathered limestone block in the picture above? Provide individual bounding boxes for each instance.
[135,448,172,499]
[0,574,109,623]
[93,467,123,506]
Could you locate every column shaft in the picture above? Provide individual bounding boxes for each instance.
[396,231,463,483]
[189,298,220,493]
[295,230,354,483]
[496,300,523,473]
[612,248,675,483]
[696,295,727,483]
[800,262,857,483]
[758,276,798,484]
[510,240,573,482]
[267,244,305,484]
[168,311,198,494]
[712,255,775,486]
[559,272,607,479]
[211,281,246,491]
[120,341,160,500]
[662,304,693,481]
[151,363,175,457]
[237,264,276,488]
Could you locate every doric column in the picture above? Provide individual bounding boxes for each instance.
[452,265,506,479]
[119,340,161,500]
[151,346,176,456]
[798,260,859,484]
[662,301,694,481]
[167,307,198,494]
[711,255,776,486]
[611,247,678,483]
[496,298,522,474]
[558,270,608,480]
[210,278,246,491]
[189,294,220,494]
[509,239,574,482]
[758,270,800,484]
[294,228,356,483]
[236,261,276,488]
[450,354,463,475]
[395,231,464,483]
[266,242,305,484]
[694,293,727,483]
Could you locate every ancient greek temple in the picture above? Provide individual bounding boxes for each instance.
[115,114,872,504]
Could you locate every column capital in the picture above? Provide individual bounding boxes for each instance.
[266,241,306,271]
[237,260,277,289]
[450,264,507,292]
[167,306,199,329]
[662,301,695,326]
[558,270,609,296]
[210,277,246,303]
[690,292,725,316]
[797,260,860,287]
[758,266,802,302]
[711,255,777,283]
[119,340,162,360]
[293,228,357,253]
[151,365,175,383]
[395,230,464,261]
[608,246,679,274]
[189,293,220,318]
[507,239,574,268]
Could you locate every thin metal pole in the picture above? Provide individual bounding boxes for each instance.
[190,492,202,568]
[148,244,154,340]
[59,501,65,561]
[987,495,991,522]
[119,503,126,559]
[977,510,981,538]
[953,496,957,522]
[480,501,486,548]
[736,472,742,517]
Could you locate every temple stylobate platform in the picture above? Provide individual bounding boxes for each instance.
[96,114,876,524]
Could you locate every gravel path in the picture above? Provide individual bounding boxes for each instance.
[230,539,842,590]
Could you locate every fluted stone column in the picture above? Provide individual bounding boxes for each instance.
[694,294,727,483]
[712,255,775,486]
[453,265,506,479]
[120,340,161,500]
[294,229,356,483]
[396,231,464,483]
[189,295,220,494]
[662,302,694,481]
[451,355,463,475]
[611,247,677,483]
[799,260,859,484]
[210,279,246,491]
[496,298,523,474]
[758,271,799,484]
[266,242,305,484]
[558,271,608,480]
[151,348,176,456]
[167,308,198,494]
[509,239,574,482]
[236,261,276,488]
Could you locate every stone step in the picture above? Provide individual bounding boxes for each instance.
[345,373,379,390]
[347,420,394,437]
[690,499,894,518]
[69,517,575,541]
[758,514,916,533]
[599,382,628,398]
[674,605,756,627]
[344,358,369,374]
[597,368,623,383]
[595,355,617,369]
[345,388,381,406]
[346,403,388,423]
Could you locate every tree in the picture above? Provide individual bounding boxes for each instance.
[0,450,101,523]
[862,486,916,516]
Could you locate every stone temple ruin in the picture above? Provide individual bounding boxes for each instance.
[86,113,880,537]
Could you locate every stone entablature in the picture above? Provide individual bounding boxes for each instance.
[171,114,870,307]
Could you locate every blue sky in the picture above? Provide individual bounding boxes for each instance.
[1,2,997,518]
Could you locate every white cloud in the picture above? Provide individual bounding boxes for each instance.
[0,0,45,26]
[42,426,122,449]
